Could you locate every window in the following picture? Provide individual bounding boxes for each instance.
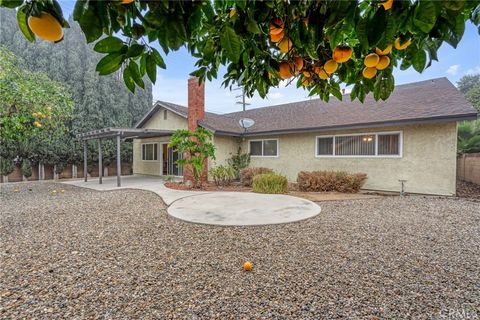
[317,137,333,156]
[249,139,278,157]
[316,132,401,157]
[163,110,167,120]
[142,143,158,161]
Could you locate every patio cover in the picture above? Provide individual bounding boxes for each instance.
[76,127,174,140]
[76,127,174,187]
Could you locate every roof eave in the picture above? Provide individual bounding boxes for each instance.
[218,113,478,137]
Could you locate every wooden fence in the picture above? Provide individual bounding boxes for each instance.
[1,162,132,183]
[457,153,480,185]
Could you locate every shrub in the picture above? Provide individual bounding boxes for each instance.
[297,171,367,193]
[240,167,273,186]
[227,148,250,179]
[210,165,236,186]
[21,160,32,178]
[252,173,288,194]
[0,157,14,176]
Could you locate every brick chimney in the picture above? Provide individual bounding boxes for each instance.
[184,77,207,184]
[187,77,205,131]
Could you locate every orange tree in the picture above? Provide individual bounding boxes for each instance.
[2,0,479,102]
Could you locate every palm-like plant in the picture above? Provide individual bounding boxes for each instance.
[168,127,216,188]
[458,120,480,154]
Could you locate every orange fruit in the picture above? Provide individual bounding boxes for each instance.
[376,56,390,70]
[303,71,311,77]
[278,37,293,53]
[122,0,134,3]
[271,18,284,29]
[302,76,313,87]
[394,38,411,50]
[243,261,253,271]
[229,9,236,18]
[382,0,394,10]
[375,44,392,56]
[33,121,42,128]
[333,45,353,63]
[362,67,377,79]
[278,61,293,79]
[315,67,329,80]
[28,12,63,42]
[270,30,284,43]
[364,53,380,68]
[323,59,338,74]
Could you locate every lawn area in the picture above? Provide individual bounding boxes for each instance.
[1,182,479,319]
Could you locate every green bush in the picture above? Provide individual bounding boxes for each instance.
[297,171,367,193]
[227,148,250,179]
[240,167,273,186]
[252,173,288,194]
[0,158,14,176]
[21,160,32,178]
[210,165,236,186]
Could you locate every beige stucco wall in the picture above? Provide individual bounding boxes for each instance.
[142,108,188,130]
[239,122,458,196]
[133,108,188,176]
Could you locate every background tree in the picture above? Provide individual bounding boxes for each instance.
[168,128,216,188]
[0,8,153,170]
[457,73,480,154]
[0,47,75,174]
[1,0,478,103]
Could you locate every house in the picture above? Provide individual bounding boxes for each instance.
[132,77,477,196]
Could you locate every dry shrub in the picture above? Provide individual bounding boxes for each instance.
[240,167,273,186]
[297,171,367,193]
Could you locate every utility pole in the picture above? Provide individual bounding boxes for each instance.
[234,87,250,112]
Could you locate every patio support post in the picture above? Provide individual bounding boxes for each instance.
[116,134,121,187]
[83,141,87,182]
[98,139,102,184]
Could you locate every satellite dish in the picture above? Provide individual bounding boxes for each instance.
[239,118,255,130]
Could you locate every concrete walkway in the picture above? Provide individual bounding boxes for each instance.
[61,175,321,226]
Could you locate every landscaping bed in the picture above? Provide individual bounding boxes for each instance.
[164,181,252,192]
[1,182,479,318]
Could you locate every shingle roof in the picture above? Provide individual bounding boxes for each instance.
[139,78,477,136]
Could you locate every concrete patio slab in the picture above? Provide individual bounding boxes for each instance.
[61,175,210,205]
[61,175,321,226]
[167,192,321,226]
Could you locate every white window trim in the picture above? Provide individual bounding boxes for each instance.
[248,139,279,158]
[315,131,403,158]
[141,143,159,161]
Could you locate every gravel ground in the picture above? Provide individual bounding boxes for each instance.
[1,182,479,319]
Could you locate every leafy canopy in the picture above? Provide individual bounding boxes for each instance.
[2,0,479,103]
[0,47,74,143]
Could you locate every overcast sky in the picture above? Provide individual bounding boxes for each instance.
[60,1,480,115]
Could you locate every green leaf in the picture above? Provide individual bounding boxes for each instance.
[412,49,427,72]
[128,61,144,89]
[413,0,437,33]
[93,36,125,53]
[77,3,103,43]
[246,16,260,34]
[73,0,87,21]
[139,54,147,77]
[220,26,243,63]
[0,0,23,9]
[150,48,166,69]
[17,6,34,42]
[368,8,386,47]
[123,66,135,93]
[356,17,369,49]
[126,44,145,58]
[146,54,157,83]
[96,53,124,75]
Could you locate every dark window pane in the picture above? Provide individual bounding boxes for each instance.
[250,141,262,156]
[154,144,158,160]
[378,134,400,155]
[317,137,333,155]
[142,145,146,160]
[336,135,375,156]
[263,140,278,156]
